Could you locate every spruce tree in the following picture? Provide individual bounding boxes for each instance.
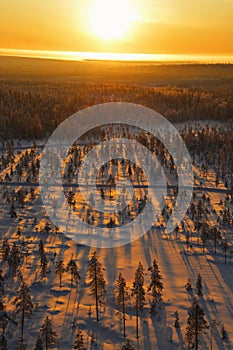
[131,262,145,339]
[115,273,128,337]
[0,298,17,334]
[174,310,180,328]
[73,328,86,349]
[8,243,20,277]
[221,325,228,340]
[185,298,209,350]
[55,260,66,288]
[2,240,10,261]
[0,300,6,334]
[196,274,203,296]
[121,340,135,349]
[38,239,45,266]
[0,333,8,350]
[185,278,193,292]
[40,316,57,350]
[0,271,4,296]
[148,259,163,314]
[41,252,48,278]
[67,256,81,287]
[13,280,33,350]
[34,335,43,350]
[88,251,106,322]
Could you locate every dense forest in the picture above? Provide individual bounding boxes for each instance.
[0,76,233,139]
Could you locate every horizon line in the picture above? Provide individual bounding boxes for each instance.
[1,48,233,64]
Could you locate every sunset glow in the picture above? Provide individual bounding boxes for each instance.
[89,0,137,41]
[0,0,232,58]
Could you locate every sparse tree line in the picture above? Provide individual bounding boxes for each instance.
[0,239,229,349]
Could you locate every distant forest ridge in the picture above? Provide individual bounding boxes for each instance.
[0,81,233,140]
[0,56,233,82]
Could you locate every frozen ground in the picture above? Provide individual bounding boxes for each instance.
[0,133,232,350]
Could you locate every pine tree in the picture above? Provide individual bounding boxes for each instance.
[13,280,33,350]
[196,274,203,296]
[131,262,145,339]
[34,335,43,350]
[0,333,8,350]
[73,328,86,349]
[185,298,209,350]
[148,259,163,314]
[88,251,106,322]
[40,316,57,350]
[55,260,66,288]
[115,273,128,337]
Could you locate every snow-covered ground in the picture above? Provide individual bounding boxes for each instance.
[0,134,232,350]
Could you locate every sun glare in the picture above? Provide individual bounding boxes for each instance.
[89,0,136,41]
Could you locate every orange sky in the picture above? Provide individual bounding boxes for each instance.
[0,0,233,55]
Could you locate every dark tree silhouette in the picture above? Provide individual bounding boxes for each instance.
[131,262,145,339]
[88,251,106,322]
[13,280,33,350]
[185,298,209,350]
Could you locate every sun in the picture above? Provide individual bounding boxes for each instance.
[89,0,136,41]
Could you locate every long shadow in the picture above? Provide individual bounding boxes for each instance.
[175,326,185,349]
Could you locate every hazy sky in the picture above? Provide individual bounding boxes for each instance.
[1,0,233,55]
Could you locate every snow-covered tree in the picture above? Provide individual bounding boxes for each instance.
[185,298,209,350]
[40,316,57,350]
[131,262,145,339]
[88,251,106,322]
[13,280,33,350]
[73,328,86,349]
[34,335,43,350]
[115,273,128,337]
[148,259,163,314]
[196,274,203,296]
[0,333,8,350]
[55,260,66,288]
